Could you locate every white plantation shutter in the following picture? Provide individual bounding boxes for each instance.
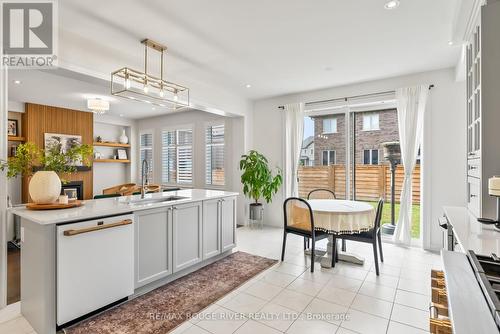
[205,124,225,186]
[140,133,153,179]
[161,128,193,184]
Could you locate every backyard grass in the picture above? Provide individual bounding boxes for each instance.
[368,201,420,239]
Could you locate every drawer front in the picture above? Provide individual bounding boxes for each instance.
[467,177,480,218]
[467,158,481,178]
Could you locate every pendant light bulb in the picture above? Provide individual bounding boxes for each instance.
[173,90,178,101]
[124,74,131,89]
[143,84,149,94]
[159,89,165,98]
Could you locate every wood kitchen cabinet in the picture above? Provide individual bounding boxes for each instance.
[221,196,237,252]
[202,199,221,259]
[134,207,172,288]
[172,201,203,272]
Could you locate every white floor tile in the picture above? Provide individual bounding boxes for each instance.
[255,303,299,332]
[390,303,428,330]
[273,262,308,276]
[234,320,282,334]
[341,309,389,334]
[350,294,393,319]
[394,289,430,311]
[326,274,363,292]
[196,307,247,334]
[260,270,298,288]
[272,288,314,312]
[398,277,431,296]
[286,316,338,334]
[364,271,399,289]
[244,280,284,301]
[317,286,357,307]
[287,278,328,296]
[303,298,349,325]
[358,281,396,302]
[222,292,268,314]
[299,268,335,284]
[333,265,369,281]
[335,328,359,334]
[387,321,428,334]
[0,316,35,334]
[177,324,212,334]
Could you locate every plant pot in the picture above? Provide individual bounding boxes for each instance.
[29,171,61,204]
[249,203,264,221]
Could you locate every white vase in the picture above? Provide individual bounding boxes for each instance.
[29,171,61,204]
[119,129,129,144]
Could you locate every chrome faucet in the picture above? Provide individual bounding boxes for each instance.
[141,159,149,199]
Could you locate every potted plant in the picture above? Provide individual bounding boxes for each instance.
[239,150,283,221]
[1,142,93,204]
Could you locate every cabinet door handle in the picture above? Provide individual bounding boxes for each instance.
[470,194,477,198]
[63,219,132,236]
[173,207,178,210]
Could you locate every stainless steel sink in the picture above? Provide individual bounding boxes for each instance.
[127,196,187,205]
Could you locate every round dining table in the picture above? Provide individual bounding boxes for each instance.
[306,199,376,268]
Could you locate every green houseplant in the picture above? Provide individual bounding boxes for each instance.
[239,150,282,220]
[1,142,93,203]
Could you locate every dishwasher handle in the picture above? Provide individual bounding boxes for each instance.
[63,219,132,236]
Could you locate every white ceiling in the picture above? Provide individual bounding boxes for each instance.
[9,0,462,117]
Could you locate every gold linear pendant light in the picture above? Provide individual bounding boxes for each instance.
[111,39,189,110]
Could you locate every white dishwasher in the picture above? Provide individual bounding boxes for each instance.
[56,214,134,326]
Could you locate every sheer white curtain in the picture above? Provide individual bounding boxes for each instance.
[284,103,305,198]
[393,85,428,245]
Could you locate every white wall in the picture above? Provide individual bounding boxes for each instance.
[252,68,466,251]
[137,110,247,225]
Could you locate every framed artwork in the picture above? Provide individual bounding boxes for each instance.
[44,133,83,165]
[7,119,18,136]
[117,149,127,160]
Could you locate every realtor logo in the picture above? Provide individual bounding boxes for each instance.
[1,0,58,68]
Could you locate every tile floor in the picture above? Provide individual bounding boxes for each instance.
[0,226,441,334]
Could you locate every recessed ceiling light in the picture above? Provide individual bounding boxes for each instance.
[152,107,156,111]
[324,67,333,72]
[119,114,124,117]
[384,0,400,10]
[13,80,21,85]
[245,84,252,88]
[448,41,454,46]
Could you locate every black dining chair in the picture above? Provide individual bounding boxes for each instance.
[306,189,346,252]
[282,197,330,272]
[335,198,384,275]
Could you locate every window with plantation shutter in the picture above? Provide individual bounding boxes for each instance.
[205,124,225,186]
[140,132,153,180]
[161,128,193,184]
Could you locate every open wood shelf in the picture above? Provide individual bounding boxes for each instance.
[93,142,131,148]
[93,159,130,163]
[8,136,25,142]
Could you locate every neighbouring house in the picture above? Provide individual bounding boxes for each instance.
[311,109,399,165]
[300,136,314,166]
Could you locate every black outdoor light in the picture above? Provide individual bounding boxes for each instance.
[381,142,401,235]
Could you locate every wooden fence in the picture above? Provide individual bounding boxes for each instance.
[298,165,420,203]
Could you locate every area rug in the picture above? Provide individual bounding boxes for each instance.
[66,252,277,334]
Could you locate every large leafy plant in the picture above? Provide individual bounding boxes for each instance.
[0,142,93,182]
[239,150,282,204]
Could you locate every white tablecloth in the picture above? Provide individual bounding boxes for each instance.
[307,199,376,234]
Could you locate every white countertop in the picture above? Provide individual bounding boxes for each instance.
[443,206,500,255]
[10,189,238,225]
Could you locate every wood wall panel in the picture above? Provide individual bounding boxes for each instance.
[22,103,94,202]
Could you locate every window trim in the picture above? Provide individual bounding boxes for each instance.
[322,149,336,166]
[205,121,226,188]
[362,113,380,132]
[322,117,338,134]
[363,149,379,165]
[160,124,194,186]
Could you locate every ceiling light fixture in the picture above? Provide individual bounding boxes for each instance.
[111,39,189,111]
[87,98,110,115]
[384,0,400,10]
[448,41,454,46]
[13,80,21,84]
[245,84,252,88]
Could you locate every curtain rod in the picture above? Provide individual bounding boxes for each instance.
[277,84,435,109]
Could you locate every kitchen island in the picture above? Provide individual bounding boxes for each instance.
[11,189,238,334]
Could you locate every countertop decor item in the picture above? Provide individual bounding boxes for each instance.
[240,150,282,222]
[478,176,500,229]
[8,119,18,136]
[0,142,93,204]
[26,200,83,210]
[111,39,189,111]
[119,129,129,144]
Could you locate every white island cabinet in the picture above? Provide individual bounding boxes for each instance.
[11,189,238,334]
[135,206,172,288]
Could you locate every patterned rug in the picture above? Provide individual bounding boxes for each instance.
[66,252,277,334]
